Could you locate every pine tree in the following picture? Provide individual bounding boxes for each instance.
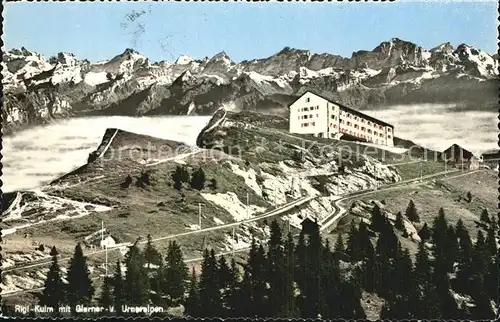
[345,220,358,260]
[225,258,240,315]
[123,243,150,307]
[150,260,165,306]
[164,241,189,305]
[112,260,124,315]
[334,233,345,254]
[485,215,497,257]
[405,200,420,222]
[40,246,65,316]
[283,232,298,318]
[455,220,474,294]
[418,222,431,241]
[98,276,113,316]
[394,211,405,231]
[480,208,490,223]
[66,243,94,314]
[216,255,233,317]
[184,267,200,317]
[370,203,385,232]
[444,224,459,271]
[267,220,286,317]
[469,274,495,319]
[190,167,206,190]
[431,207,449,269]
[143,234,162,269]
[198,249,223,316]
[171,166,184,191]
[466,191,472,203]
[414,241,440,318]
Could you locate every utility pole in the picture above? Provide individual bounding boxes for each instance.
[232,227,235,258]
[198,203,202,230]
[246,192,250,220]
[105,242,108,276]
[420,159,423,180]
[101,221,104,247]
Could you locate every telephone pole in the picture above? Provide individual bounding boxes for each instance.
[198,203,202,230]
[246,192,250,220]
[232,227,235,258]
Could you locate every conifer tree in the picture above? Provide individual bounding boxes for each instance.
[405,200,420,222]
[267,220,286,317]
[297,219,324,318]
[190,167,206,190]
[198,249,223,316]
[455,220,474,293]
[123,243,150,307]
[150,260,165,305]
[412,240,439,318]
[418,222,431,241]
[345,220,358,260]
[40,246,65,316]
[172,166,184,191]
[370,203,385,232]
[485,215,497,257]
[334,233,345,254]
[184,267,200,317]
[394,211,405,231]
[469,274,495,319]
[444,224,459,271]
[480,209,490,223]
[143,234,162,269]
[216,255,234,316]
[225,258,240,315]
[431,207,448,268]
[98,276,113,315]
[164,240,189,304]
[283,232,298,318]
[66,243,94,314]
[112,260,124,315]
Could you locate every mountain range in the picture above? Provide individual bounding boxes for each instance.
[2,37,498,134]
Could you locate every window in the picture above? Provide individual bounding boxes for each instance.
[347,121,351,126]
[333,125,337,128]
[388,135,391,139]
[306,97,310,103]
[312,122,315,126]
[331,115,335,119]
[354,124,359,129]
[304,123,309,127]
[304,115,308,119]
[316,114,319,117]
[380,133,383,137]
[361,126,365,131]
[310,114,313,118]
[316,106,319,110]
[368,129,372,134]
[388,128,392,132]
[374,131,378,136]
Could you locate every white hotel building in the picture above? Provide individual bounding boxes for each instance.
[289,91,395,147]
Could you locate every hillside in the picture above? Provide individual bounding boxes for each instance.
[2,38,498,134]
[1,110,402,296]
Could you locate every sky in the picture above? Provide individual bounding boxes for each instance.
[4,1,498,63]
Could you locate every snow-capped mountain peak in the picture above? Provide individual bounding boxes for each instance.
[175,55,194,65]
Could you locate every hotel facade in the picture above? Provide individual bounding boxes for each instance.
[289,91,395,147]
